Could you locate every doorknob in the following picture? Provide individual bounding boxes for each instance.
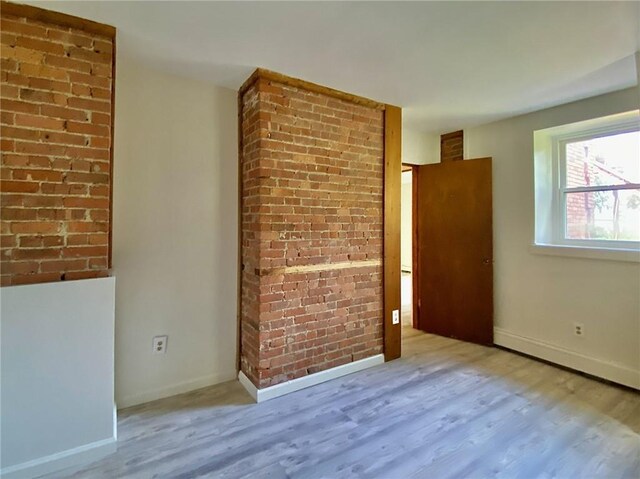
[482,258,491,265]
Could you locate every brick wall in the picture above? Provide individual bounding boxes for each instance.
[441,130,463,162]
[565,142,594,239]
[1,6,114,286]
[240,75,384,389]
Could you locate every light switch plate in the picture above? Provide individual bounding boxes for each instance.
[392,309,400,325]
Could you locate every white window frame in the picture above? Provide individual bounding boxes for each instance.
[533,110,640,260]
[552,120,640,251]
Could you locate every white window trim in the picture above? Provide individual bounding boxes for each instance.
[533,110,640,261]
[530,243,640,263]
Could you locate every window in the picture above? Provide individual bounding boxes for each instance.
[561,130,640,244]
[534,111,640,257]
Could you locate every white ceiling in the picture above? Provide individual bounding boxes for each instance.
[26,1,640,133]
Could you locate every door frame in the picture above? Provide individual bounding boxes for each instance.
[383,106,402,361]
[401,163,420,330]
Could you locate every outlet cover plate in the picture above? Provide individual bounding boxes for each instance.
[573,322,585,337]
[153,335,168,354]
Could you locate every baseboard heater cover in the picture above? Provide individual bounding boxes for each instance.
[239,353,385,402]
[494,327,640,390]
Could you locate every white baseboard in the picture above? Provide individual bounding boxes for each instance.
[117,370,237,409]
[0,437,116,479]
[239,354,385,402]
[494,327,640,390]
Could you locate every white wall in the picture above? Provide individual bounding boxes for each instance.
[464,87,640,388]
[400,128,437,276]
[113,58,238,407]
[402,128,439,165]
[636,51,639,96]
[1,278,116,478]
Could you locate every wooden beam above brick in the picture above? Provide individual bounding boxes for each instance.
[1,1,116,38]
[239,68,387,111]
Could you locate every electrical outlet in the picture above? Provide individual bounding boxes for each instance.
[573,322,584,337]
[153,335,168,354]
[392,309,400,325]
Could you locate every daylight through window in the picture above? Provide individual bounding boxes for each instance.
[562,131,640,242]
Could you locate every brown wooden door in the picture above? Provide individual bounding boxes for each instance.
[415,158,493,345]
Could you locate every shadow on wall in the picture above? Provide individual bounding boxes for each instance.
[112,58,238,408]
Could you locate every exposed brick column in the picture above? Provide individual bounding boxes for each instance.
[239,73,384,389]
[1,3,115,286]
[441,130,463,162]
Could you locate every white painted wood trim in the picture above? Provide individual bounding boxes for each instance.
[117,370,237,409]
[529,244,640,263]
[238,370,259,401]
[0,437,116,479]
[494,327,640,390]
[239,354,385,402]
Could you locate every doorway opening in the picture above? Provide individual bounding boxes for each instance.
[401,164,420,342]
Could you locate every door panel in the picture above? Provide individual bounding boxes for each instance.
[416,158,493,345]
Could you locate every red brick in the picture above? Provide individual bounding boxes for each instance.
[1,8,113,286]
[1,180,39,193]
[67,121,109,136]
[0,84,19,98]
[11,169,63,182]
[63,270,106,281]
[1,125,40,141]
[40,259,87,272]
[1,18,47,38]
[46,30,93,48]
[20,88,67,105]
[11,222,60,234]
[11,272,61,285]
[12,247,61,260]
[66,46,111,64]
[0,100,38,114]
[240,76,384,388]
[43,53,91,73]
[19,62,67,80]
[1,111,15,125]
[1,208,37,220]
[67,97,110,113]
[14,113,65,130]
[40,104,89,121]
[16,36,65,55]
[67,221,108,233]
[29,77,71,94]
[1,57,18,72]
[62,245,107,258]
[62,197,109,209]
[440,130,463,162]
[2,260,39,274]
[67,71,110,88]
[1,44,44,64]
[91,112,110,125]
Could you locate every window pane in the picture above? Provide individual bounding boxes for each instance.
[566,189,640,241]
[565,131,640,188]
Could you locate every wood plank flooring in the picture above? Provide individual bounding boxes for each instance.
[44,325,640,479]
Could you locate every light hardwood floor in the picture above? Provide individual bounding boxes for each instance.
[45,324,640,479]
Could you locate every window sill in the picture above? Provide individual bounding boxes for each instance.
[530,244,640,263]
